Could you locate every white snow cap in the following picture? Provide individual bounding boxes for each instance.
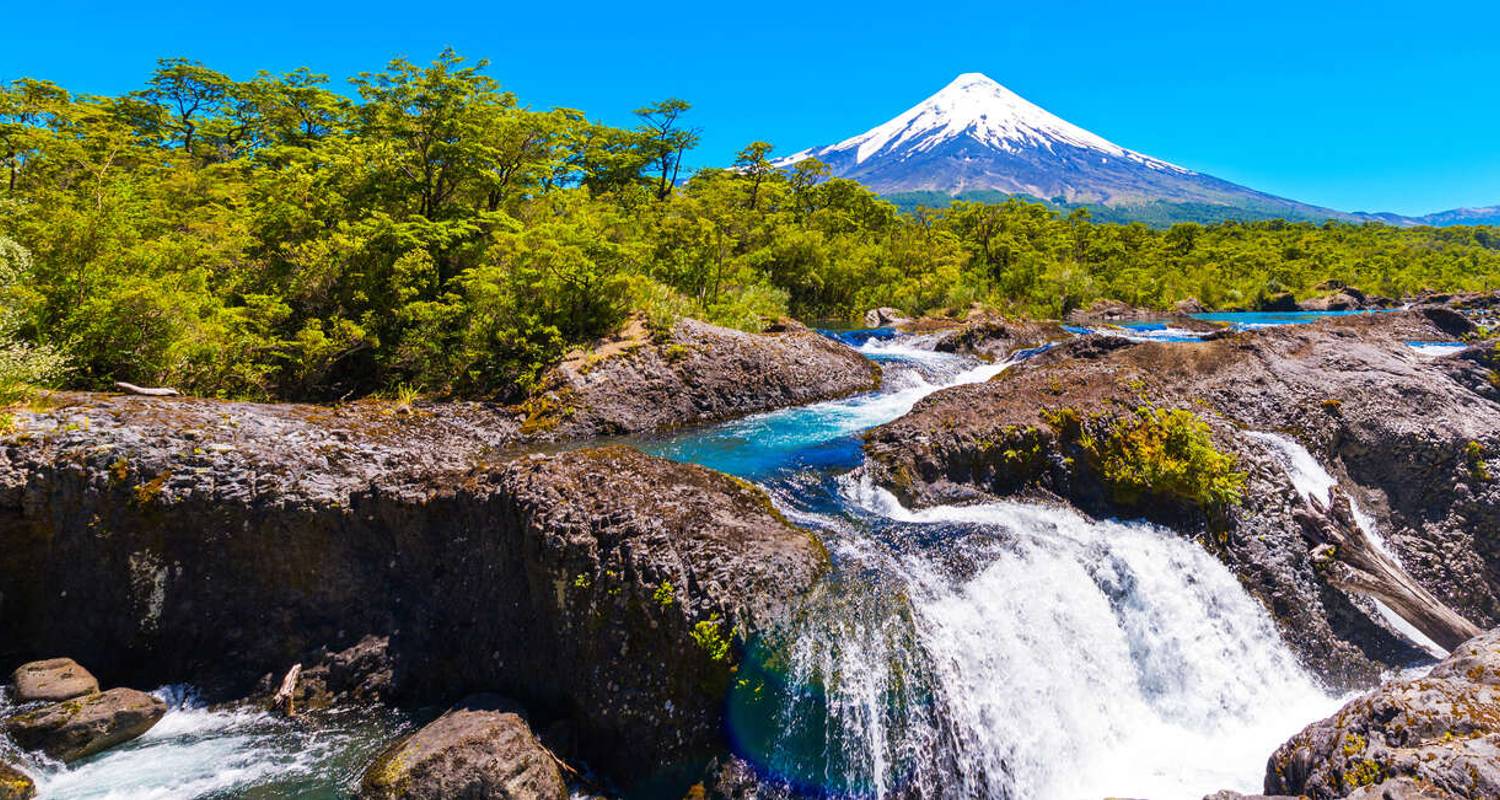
[777,72,1189,174]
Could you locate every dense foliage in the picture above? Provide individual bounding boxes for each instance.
[3,52,1499,401]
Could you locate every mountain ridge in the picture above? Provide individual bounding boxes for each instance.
[774,73,1493,227]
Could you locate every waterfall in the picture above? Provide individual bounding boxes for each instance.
[727,478,1341,799]
[1244,431,1448,658]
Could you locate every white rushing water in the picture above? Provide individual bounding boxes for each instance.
[1245,431,1447,658]
[780,480,1345,800]
[15,687,404,800]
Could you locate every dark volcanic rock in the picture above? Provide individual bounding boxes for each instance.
[275,635,394,711]
[0,760,33,800]
[0,395,827,793]
[865,311,1499,685]
[1257,292,1300,312]
[4,687,165,763]
[359,694,566,800]
[1265,628,1500,800]
[929,314,1069,360]
[11,658,98,703]
[530,317,879,438]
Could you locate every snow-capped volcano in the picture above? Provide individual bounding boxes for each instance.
[776,73,1346,218]
[779,73,1185,177]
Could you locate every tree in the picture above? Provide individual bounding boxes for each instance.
[634,98,698,200]
[733,141,776,211]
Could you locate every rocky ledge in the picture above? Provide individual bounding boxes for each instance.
[1264,627,1500,799]
[865,310,1498,685]
[526,317,879,438]
[0,393,830,794]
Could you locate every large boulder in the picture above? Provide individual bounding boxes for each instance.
[0,760,33,800]
[4,687,166,762]
[863,307,909,328]
[864,311,1499,685]
[528,317,879,438]
[1264,628,1500,800]
[360,695,565,800]
[10,657,98,703]
[0,389,828,794]
[929,314,1069,360]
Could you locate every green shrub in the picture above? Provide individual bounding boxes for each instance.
[1081,406,1246,511]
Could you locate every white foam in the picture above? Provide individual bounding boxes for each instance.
[787,481,1344,799]
[1247,431,1448,658]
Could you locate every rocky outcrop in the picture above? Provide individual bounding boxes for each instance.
[1264,628,1500,800]
[4,687,165,763]
[529,317,879,438]
[0,760,33,800]
[928,314,1069,360]
[865,311,1498,684]
[0,396,827,793]
[10,658,98,703]
[360,695,566,800]
[863,307,909,328]
[1256,291,1300,311]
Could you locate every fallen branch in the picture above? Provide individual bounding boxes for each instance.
[1295,488,1482,651]
[114,382,180,397]
[271,663,302,717]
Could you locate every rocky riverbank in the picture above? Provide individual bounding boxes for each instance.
[0,386,832,794]
[865,309,1498,686]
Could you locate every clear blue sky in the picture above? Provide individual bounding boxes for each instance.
[6,0,1497,215]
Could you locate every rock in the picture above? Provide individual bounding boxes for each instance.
[282,635,394,711]
[1064,298,1156,324]
[1415,307,1477,338]
[1202,793,1301,800]
[10,657,98,703]
[359,695,566,800]
[930,314,1069,360]
[863,307,909,327]
[0,409,827,794]
[1174,297,1208,315]
[4,687,166,763]
[1300,292,1364,311]
[1265,628,1500,800]
[531,317,880,438]
[1257,291,1300,311]
[864,310,1500,684]
[0,760,34,800]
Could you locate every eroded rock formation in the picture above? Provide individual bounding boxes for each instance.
[864,311,1497,684]
[0,392,828,792]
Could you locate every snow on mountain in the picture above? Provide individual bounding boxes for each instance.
[774,73,1355,221]
[777,73,1185,176]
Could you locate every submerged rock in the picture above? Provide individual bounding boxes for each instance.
[0,387,827,795]
[865,310,1499,684]
[359,695,566,800]
[10,658,98,703]
[0,760,33,800]
[4,687,166,763]
[1265,627,1500,800]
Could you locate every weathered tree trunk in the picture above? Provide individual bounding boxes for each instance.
[271,663,301,717]
[1295,489,1482,651]
[114,382,180,397]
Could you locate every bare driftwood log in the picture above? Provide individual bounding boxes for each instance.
[1295,488,1482,651]
[114,381,180,397]
[271,663,301,717]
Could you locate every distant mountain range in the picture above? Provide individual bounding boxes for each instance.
[772,73,1496,227]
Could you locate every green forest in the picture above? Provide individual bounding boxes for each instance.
[2,51,1498,403]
